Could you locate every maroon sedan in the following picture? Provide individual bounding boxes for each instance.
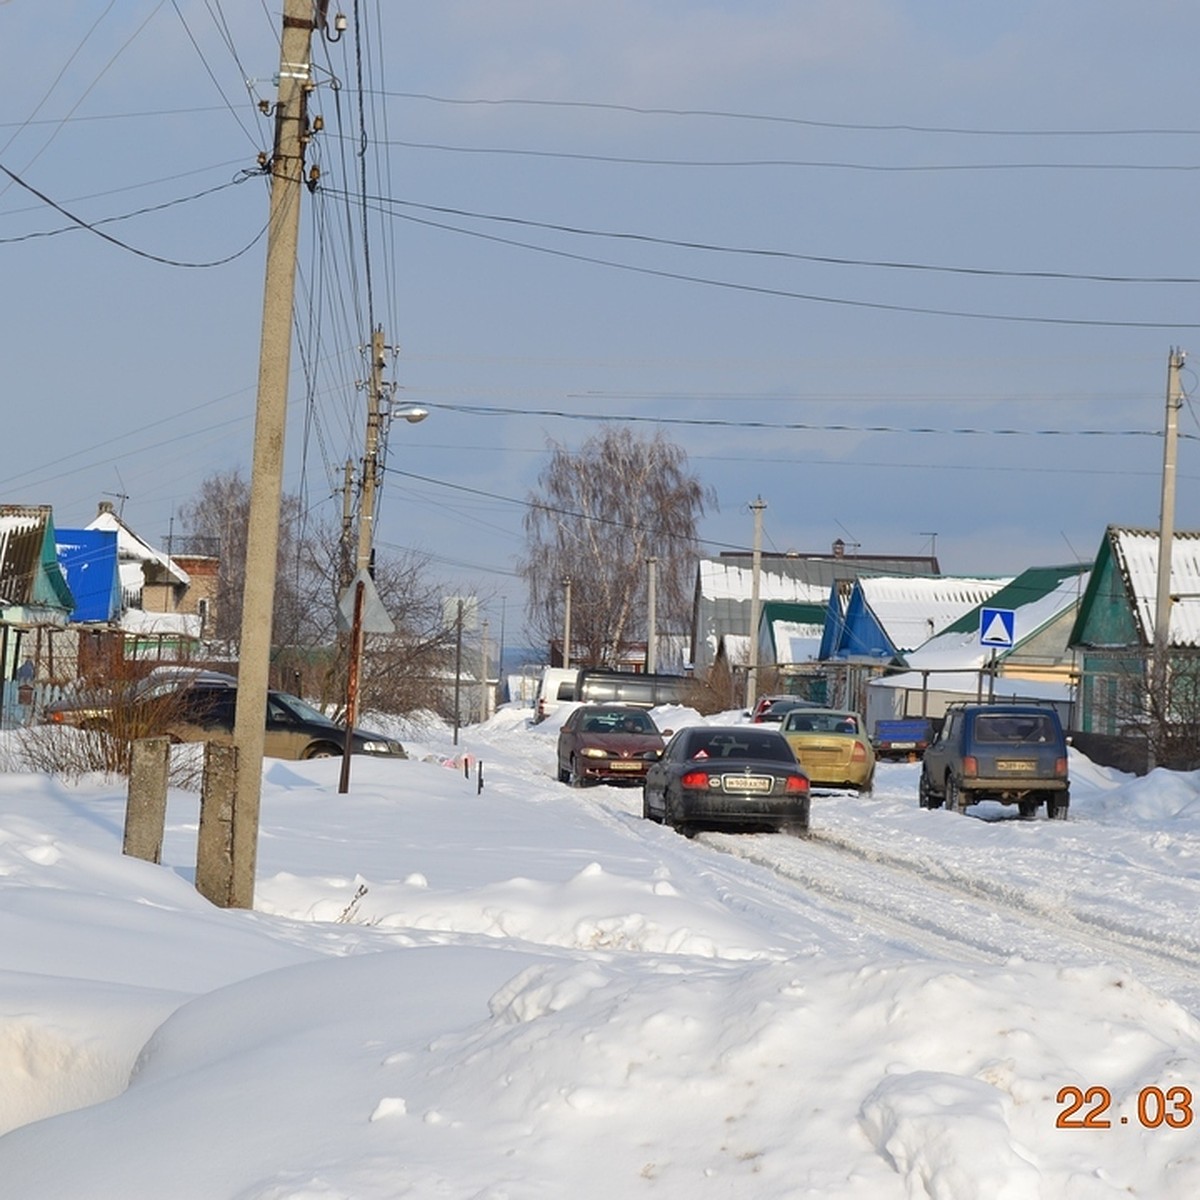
[556,705,667,786]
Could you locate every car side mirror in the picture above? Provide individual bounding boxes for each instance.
[661,728,674,737]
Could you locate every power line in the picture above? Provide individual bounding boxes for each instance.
[420,399,1176,439]
[383,91,1200,139]
[363,200,1200,330]
[0,159,267,266]
[373,135,1200,175]
[341,191,1200,286]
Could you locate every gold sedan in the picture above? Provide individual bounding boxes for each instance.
[778,708,875,794]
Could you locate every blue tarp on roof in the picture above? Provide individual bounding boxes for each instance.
[56,528,120,623]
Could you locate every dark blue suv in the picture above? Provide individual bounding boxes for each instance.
[919,703,1069,820]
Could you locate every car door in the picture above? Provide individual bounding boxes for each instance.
[264,693,319,759]
[171,685,237,746]
[557,709,581,777]
[643,730,682,816]
[923,710,956,789]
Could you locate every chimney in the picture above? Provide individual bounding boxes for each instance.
[98,500,114,516]
[832,538,845,558]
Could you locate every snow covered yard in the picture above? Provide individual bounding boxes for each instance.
[2,705,1199,1198]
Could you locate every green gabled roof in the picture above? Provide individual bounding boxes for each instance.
[939,563,1090,636]
[759,600,828,626]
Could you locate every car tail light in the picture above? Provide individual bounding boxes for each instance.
[851,740,868,762]
[680,769,711,789]
[1055,757,1068,778]
[49,711,64,724]
[963,755,978,778]
[784,775,809,794]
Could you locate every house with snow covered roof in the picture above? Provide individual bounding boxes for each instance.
[820,574,1012,663]
[1,505,75,722]
[818,573,1011,714]
[1069,526,1200,738]
[863,563,1091,734]
[689,541,938,676]
[81,501,207,660]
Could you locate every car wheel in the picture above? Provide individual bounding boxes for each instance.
[557,762,570,783]
[642,786,660,822]
[1046,795,1069,820]
[945,774,966,814]
[568,758,585,787]
[664,793,689,835]
[304,743,342,759]
[918,769,941,809]
[859,772,875,797]
[1017,799,1037,820]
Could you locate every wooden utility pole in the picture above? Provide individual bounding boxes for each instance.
[745,497,766,710]
[227,0,317,909]
[1151,347,1186,761]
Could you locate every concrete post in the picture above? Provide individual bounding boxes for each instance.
[196,743,238,907]
[124,737,170,864]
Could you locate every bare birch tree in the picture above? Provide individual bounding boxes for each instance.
[519,426,713,666]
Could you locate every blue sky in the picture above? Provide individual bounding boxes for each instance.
[3,1,1199,643]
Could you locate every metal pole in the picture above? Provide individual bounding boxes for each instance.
[338,579,364,794]
[229,0,316,910]
[746,497,766,710]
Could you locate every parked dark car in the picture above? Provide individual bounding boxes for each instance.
[47,670,405,761]
[748,695,821,724]
[919,703,1069,819]
[556,704,666,785]
[642,725,810,836]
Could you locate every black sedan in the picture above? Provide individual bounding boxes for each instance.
[642,725,810,837]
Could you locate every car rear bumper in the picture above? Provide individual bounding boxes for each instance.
[676,791,810,829]
[581,761,652,783]
[962,777,1068,800]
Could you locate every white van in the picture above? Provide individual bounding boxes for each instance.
[533,667,576,723]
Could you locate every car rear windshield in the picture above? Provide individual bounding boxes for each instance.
[685,731,794,762]
[783,711,859,734]
[972,713,1059,743]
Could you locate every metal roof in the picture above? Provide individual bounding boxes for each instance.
[1112,526,1200,647]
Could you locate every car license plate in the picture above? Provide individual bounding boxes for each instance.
[997,760,1036,772]
[721,774,772,793]
[890,741,915,749]
[608,761,641,770]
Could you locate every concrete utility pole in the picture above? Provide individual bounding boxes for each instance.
[561,576,572,669]
[745,497,767,710]
[228,0,317,909]
[356,327,387,574]
[1151,347,1186,752]
[480,619,491,722]
[646,556,658,674]
[339,459,354,589]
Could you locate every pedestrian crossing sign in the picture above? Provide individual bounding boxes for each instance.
[979,607,1016,648]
